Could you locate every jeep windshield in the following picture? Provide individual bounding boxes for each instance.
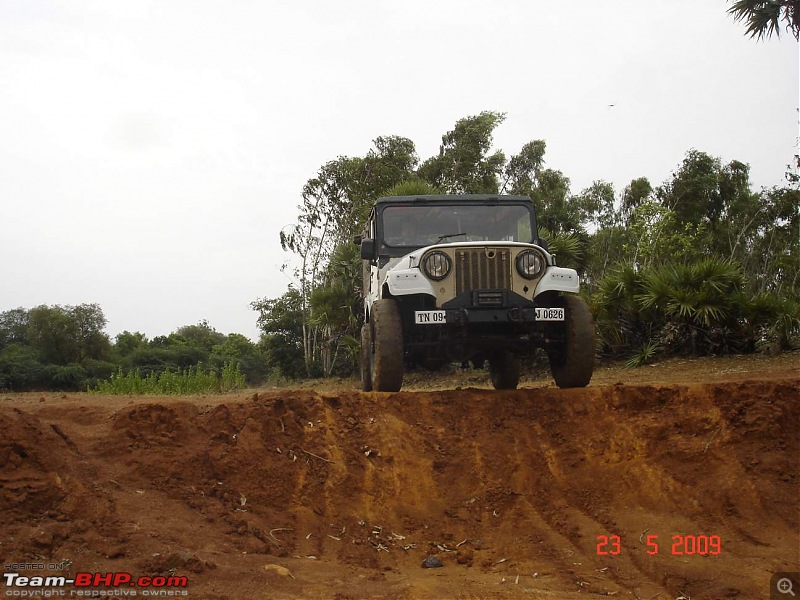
[381,204,534,248]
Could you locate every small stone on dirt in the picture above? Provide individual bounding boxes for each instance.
[421,555,443,568]
[264,564,294,578]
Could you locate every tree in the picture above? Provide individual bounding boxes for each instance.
[113,331,148,358]
[621,177,652,224]
[531,169,581,234]
[251,288,307,378]
[24,304,111,365]
[657,150,723,228]
[623,198,705,268]
[125,344,206,375]
[0,343,44,391]
[356,136,420,207]
[1,303,111,389]
[26,305,80,365]
[211,333,268,384]
[418,111,506,193]
[748,185,800,296]
[728,0,800,40]
[575,181,617,230]
[652,150,799,298]
[501,140,547,195]
[280,136,420,373]
[175,320,226,352]
[0,308,29,349]
[71,303,111,361]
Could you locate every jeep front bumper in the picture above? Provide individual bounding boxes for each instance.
[412,290,565,326]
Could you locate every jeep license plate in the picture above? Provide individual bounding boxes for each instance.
[536,307,564,321]
[415,310,446,325]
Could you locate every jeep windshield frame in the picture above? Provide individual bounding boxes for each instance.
[374,195,539,257]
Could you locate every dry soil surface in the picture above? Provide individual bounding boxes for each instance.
[1,353,798,600]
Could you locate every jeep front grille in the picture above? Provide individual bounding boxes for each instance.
[455,248,512,295]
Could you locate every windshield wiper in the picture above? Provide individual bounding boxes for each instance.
[435,232,467,244]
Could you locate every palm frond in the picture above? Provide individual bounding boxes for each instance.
[728,0,798,40]
[625,340,662,368]
[540,228,584,268]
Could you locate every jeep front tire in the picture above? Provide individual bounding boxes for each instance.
[548,295,594,388]
[360,323,373,391]
[370,299,404,392]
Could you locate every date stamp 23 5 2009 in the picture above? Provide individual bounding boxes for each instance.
[596,533,722,556]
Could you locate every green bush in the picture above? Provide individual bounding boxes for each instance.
[592,257,799,364]
[49,364,88,391]
[0,344,46,391]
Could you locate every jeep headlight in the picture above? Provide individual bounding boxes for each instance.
[422,251,451,281]
[516,250,545,279]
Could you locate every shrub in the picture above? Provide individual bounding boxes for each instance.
[592,257,799,363]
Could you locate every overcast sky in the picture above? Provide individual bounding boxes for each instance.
[1,0,797,341]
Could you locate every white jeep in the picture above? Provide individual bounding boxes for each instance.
[357,194,594,392]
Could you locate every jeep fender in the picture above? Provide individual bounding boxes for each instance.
[386,268,437,297]
[534,267,580,296]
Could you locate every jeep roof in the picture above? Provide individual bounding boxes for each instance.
[373,194,535,205]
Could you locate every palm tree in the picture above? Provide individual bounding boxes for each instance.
[728,0,800,40]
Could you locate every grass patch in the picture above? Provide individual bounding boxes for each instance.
[92,362,246,395]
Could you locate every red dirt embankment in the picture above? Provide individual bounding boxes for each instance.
[1,356,798,599]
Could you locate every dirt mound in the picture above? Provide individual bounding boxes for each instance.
[1,370,798,599]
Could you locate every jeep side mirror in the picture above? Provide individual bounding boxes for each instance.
[353,235,363,246]
[538,237,549,251]
[360,238,376,259]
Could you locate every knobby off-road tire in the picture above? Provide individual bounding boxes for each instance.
[548,295,595,388]
[370,299,404,392]
[489,351,520,390]
[360,323,372,392]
